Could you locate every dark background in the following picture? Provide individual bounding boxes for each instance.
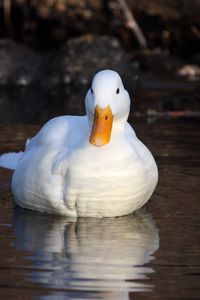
[0,2,200,300]
[0,0,199,124]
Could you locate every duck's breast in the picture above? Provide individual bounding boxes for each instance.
[66,135,157,217]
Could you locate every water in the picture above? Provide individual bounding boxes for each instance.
[0,87,200,299]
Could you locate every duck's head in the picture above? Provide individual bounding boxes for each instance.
[85,70,130,147]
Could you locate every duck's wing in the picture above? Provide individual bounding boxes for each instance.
[26,115,88,149]
[0,115,89,171]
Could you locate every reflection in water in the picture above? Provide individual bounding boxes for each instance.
[13,208,159,300]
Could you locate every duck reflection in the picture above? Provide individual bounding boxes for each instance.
[13,208,159,300]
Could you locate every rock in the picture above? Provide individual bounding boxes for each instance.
[47,35,140,92]
[177,64,200,81]
[0,36,140,90]
[0,39,45,86]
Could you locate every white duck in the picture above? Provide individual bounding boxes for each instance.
[0,70,158,218]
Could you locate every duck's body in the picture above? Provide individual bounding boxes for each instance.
[1,70,158,217]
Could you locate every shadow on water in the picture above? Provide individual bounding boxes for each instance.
[12,208,159,300]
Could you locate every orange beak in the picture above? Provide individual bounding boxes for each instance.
[89,105,113,147]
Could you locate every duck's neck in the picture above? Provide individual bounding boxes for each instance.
[112,115,128,133]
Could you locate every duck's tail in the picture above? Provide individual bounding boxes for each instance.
[0,151,24,170]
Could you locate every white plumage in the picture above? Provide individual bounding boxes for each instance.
[0,70,158,217]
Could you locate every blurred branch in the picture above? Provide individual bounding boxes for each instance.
[4,0,12,33]
[117,0,147,48]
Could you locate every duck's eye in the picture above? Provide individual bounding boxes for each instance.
[91,88,93,94]
[116,88,120,94]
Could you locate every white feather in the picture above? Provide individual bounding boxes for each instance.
[2,70,158,217]
[0,152,24,170]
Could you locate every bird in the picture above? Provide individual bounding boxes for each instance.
[0,70,158,218]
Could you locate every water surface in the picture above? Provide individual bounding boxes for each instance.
[0,88,200,299]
